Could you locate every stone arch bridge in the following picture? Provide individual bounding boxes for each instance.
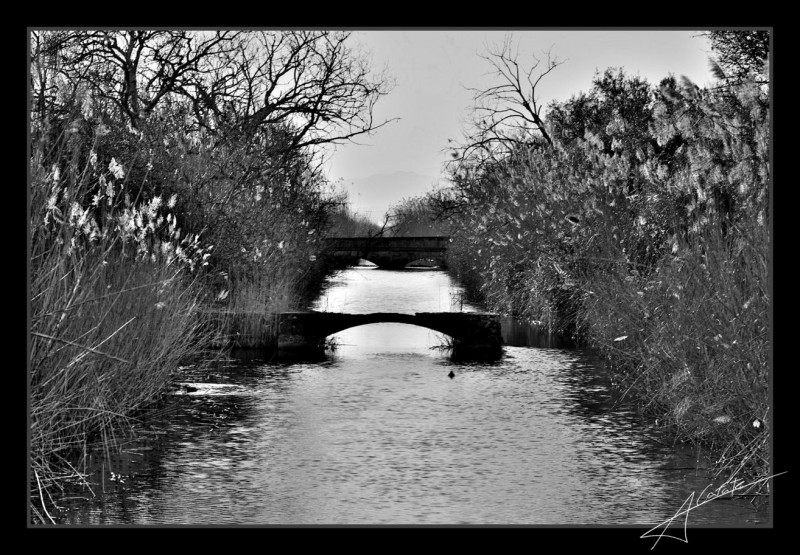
[278,311,503,360]
[322,236,449,269]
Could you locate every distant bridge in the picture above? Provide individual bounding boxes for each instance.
[322,236,449,269]
[278,311,503,360]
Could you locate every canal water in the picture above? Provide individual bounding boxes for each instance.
[52,266,769,528]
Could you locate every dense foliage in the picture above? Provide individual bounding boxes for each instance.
[705,30,769,86]
[395,36,771,482]
[29,30,391,522]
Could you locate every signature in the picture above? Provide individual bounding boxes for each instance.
[641,470,785,549]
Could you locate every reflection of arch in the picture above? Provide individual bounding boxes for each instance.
[278,311,502,360]
[309,313,451,339]
[403,257,445,268]
[324,320,454,349]
[354,256,445,270]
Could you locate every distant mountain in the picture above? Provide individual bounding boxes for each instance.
[338,171,441,223]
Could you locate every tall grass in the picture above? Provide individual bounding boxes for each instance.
[29,31,377,523]
[29,136,213,523]
[580,217,769,478]
[206,264,295,350]
[429,74,770,485]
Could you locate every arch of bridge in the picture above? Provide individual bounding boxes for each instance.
[311,312,460,340]
[278,311,501,347]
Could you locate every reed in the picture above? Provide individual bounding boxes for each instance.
[432,73,770,485]
[29,134,213,522]
[580,217,770,480]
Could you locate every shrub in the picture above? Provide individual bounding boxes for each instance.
[29,127,212,523]
[433,70,770,483]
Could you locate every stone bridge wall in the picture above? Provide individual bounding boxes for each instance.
[278,311,502,360]
[322,236,449,269]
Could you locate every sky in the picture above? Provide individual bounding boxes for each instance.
[322,30,716,220]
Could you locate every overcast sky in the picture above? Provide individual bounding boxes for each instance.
[322,30,715,217]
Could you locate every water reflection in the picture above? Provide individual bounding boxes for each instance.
[314,266,471,314]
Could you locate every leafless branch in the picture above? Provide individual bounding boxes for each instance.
[447,35,564,174]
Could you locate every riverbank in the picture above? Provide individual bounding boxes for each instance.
[445,218,770,491]
[29,254,335,524]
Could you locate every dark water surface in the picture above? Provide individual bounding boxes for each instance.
[53,267,769,528]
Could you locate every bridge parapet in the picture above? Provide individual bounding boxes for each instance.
[322,236,449,269]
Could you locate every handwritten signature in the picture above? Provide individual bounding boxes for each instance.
[641,470,785,549]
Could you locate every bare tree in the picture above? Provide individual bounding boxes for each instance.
[49,30,242,130]
[449,35,564,171]
[180,31,396,153]
[30,31,70,126]
[33,30,395,157]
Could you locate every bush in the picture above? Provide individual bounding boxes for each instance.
[29,29,392,523]
[433,70,770,483]
[581,219,769,475]
[29,127,214,522]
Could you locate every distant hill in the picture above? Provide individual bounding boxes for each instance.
[338,171,441,224]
